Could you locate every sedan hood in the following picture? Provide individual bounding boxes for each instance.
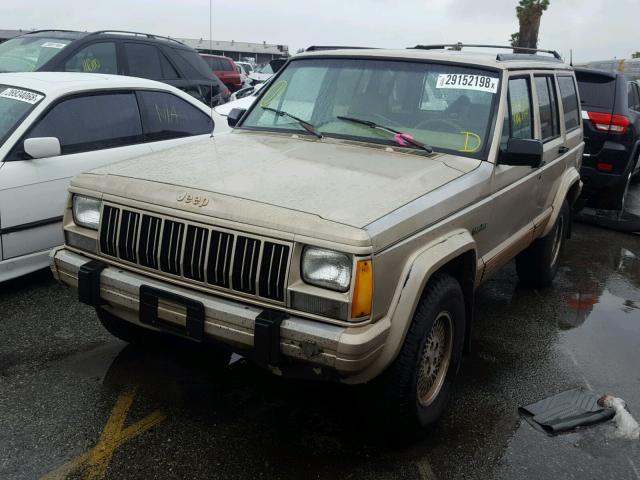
[87,132,479,230]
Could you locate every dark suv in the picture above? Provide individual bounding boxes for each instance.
[0,29,230,106]
[575,68,640,210]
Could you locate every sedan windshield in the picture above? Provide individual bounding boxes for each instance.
[0,36,72,72]
[242,58,500,158]
[0,85,45,145]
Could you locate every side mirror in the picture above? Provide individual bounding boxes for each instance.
[227,108,247,127]
[499,138,543,168]
[23,137,61,159]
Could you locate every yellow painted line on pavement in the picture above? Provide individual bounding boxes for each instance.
[41,385,166,480]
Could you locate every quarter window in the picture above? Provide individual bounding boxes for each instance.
[501,77,533,148]
[137,91,213,140]
[64,42,118,74]
[628,82,640,111]
[558,76,580,131]
[24,93,142,156]
[535,76,560,141]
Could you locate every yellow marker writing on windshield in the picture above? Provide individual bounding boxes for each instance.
[260,80,288,108]
[460,131,482,152]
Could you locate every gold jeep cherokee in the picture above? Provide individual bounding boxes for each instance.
[51,44,584,432]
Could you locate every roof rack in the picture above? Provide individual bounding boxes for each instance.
[305,45,376,52]
[23,29,82,35]
[88,30,185,45]
[411,43,563,61]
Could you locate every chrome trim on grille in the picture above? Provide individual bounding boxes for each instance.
[98,203,292,305]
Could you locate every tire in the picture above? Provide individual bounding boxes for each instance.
[363,273,465,435]
[516,199,570,288]
[596,171,632,211]
[95,308,232,363]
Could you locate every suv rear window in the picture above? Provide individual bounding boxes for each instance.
[576,72,616,109]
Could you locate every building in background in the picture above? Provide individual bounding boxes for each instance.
[177,38,288,65]
[0,29,33,42]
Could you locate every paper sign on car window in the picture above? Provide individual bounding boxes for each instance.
[41,42,66,49]
[0,88,44,104]
[436,74,499,93]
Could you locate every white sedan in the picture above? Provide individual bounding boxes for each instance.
[0,72,229,282]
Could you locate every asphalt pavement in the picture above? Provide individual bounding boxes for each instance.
[1,184,639,480]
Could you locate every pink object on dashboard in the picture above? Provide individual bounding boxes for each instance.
[394,133,414,147]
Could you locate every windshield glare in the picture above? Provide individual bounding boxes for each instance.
[0,36,72,72]
[0,85,45,144]
[242,58,500,157]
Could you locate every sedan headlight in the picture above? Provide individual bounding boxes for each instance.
[301,247,352,292]
[72,195,101,230]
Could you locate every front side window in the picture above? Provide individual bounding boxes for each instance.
[0,85,45,147]
[64,42,118,74]
[124,43,162,79]
[0,36,72,72]
[137,91,213,141]
[558,76,580,131]
[241,58,500,158]
[25,93,142,155]
[535,75,560,141]
[500,77,534,150]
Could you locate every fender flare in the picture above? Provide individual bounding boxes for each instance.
[347,229,477,384]
[541,168,581,237]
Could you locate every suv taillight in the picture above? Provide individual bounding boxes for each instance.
[586,111,630,133]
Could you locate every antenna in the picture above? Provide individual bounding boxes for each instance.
[209,0,214,137]
[570,49,573,67]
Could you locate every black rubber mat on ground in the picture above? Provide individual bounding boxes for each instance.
[519,388,615,435]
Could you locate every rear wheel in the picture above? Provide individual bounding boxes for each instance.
[597,171,632,211]
[516,199,569,288]
[363,273,465,434]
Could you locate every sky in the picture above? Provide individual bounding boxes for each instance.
[2,0,639,62]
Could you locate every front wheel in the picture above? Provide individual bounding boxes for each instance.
[363,273,465,434]
[516,199,570,288]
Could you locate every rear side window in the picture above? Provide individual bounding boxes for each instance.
[26,93,142,155]
[558,76,580,131]
[64,42,118,74]
[137,91,212,140]
[220,59,233,72]
[124,43,163,79]
[535,76,560,141]
[576,72,616,109]
[501,77,533,148]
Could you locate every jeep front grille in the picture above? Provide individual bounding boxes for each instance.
[99,205,290,302]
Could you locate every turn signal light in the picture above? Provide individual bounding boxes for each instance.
[351,259,373,318]
[587,111,630,134]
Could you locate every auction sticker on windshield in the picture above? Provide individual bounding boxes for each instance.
[0,88,44,104]
[41,42,67,49]
[436,74,499,93]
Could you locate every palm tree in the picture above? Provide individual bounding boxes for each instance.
[510,0,550,52]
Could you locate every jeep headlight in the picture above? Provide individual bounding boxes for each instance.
[72,195,101,230]
[301,247,352,292]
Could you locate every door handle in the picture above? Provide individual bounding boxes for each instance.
[558,146,569,155]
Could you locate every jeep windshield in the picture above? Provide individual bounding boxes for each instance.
[0,36,73,72]
[241,58,500,158]
[0,85,45,145]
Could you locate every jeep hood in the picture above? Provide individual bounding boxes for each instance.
[85,131,479,233]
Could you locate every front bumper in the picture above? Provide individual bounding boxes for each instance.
[51,247,389,381]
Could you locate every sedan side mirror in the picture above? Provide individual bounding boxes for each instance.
[498,138,543,168]
[227,108,247,127]
[24,137,61,159]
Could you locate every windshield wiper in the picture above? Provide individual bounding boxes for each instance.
[336,116,433,153]
[262,106,323,139]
